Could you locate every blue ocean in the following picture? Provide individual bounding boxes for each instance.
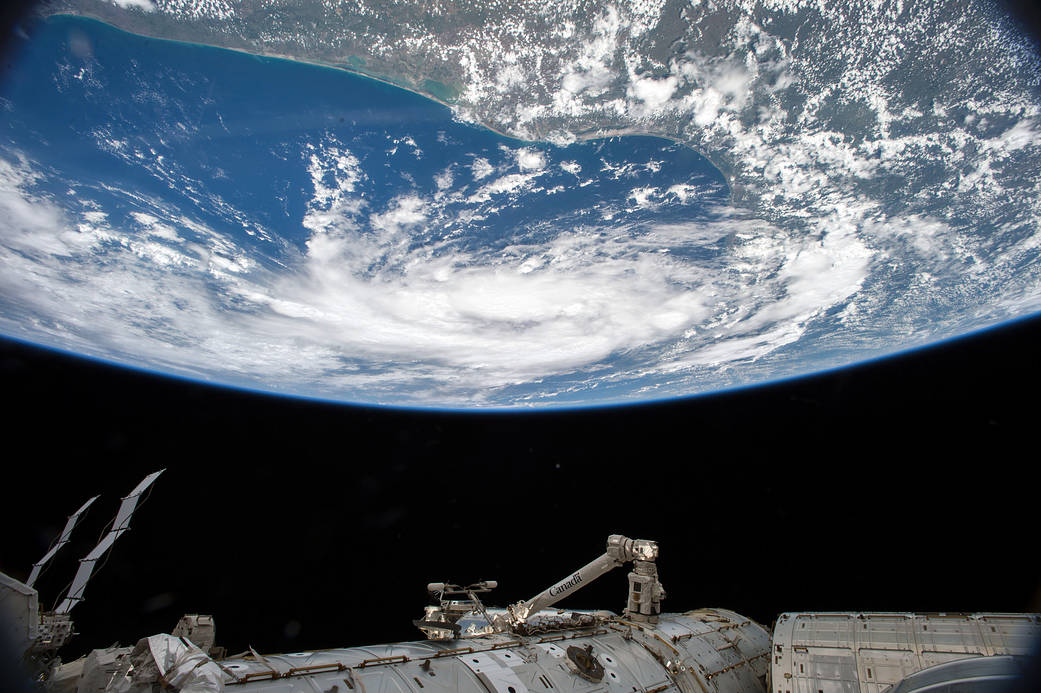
[1,16,725,259]
[0,15,734,407]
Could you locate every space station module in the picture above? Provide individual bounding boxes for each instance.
[2,472,1038,693]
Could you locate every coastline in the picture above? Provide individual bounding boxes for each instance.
[39,10,738,203]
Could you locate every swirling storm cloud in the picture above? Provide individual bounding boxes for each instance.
[1,1,1040,407]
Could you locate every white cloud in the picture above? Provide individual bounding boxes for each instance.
[1,146,881,406]
[434,167,454,190]
[666,183,699,202]
[628,186,660,208]
[627,75,679,116]
[515,148,547,171]
[471,156,494,180]
[302,141,366,237]
[466,167,549,203]
[369,194,428,236]
[108,0,156,11]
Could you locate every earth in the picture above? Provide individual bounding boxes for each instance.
[0,0,1039,408]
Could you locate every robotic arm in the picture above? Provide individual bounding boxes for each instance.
[507,534,665,627]
[415,535,666,641]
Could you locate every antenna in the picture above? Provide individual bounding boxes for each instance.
[26,495,100,588]
[54,469,164,615]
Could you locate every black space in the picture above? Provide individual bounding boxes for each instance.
[1,0,1041,671]
[2,313,1040,660]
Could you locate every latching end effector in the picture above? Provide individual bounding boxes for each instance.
[606,535,658,564]
[606,536,665,623]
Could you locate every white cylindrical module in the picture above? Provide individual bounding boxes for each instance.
[770,612,1041,693]
[205,609,770,693]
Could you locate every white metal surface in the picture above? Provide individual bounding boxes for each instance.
[514,551,621,623]
[0,571,39,655]
[166,610,769,693]
[770,612,1041,693]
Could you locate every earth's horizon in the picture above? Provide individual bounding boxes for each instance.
[1,2,1040,408]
